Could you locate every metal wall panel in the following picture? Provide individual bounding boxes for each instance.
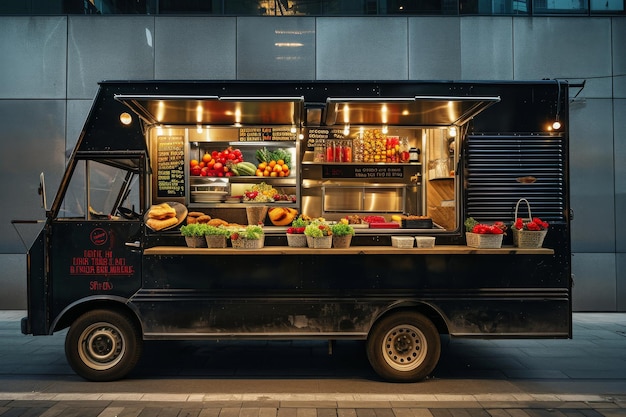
[615,99,626,253]
[460,17,513,80]
[618,253,626,311]
[0,16,67,99]
[572,253,616,311]
[67,16,155,99]
[66,99,93,155]
[155,17,236,80]
[614,19,626,99]
[0,100,65,253]
[408,17,461,80]
[569,98,615,253]
[237,17,315,80]
[0,255,26,309]
[513,18,612,98]
[316,17,408,80]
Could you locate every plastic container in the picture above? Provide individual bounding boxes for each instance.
[415,236,436,248]
[391,236,415,248]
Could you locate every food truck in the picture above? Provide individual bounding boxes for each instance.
[16,80,572,382]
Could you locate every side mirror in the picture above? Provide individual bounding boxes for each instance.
[38,172,48,211]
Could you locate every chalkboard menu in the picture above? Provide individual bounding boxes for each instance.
[156,135,185,197]
[322,165,404,179]
[238,127,296,141]
[306,129,345,148]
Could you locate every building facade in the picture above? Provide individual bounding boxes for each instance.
[0,12,624,310]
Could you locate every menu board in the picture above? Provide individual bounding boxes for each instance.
[238,127,296,141]
[322,165,404,179]
[156,135,185,197]
[306,129,345,148]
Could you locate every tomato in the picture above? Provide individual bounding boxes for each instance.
[213,162,223,171]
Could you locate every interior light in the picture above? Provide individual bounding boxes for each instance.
[382,125,388,134]
[290,126,297,134]
[552,120,561,130]
[343,124,350,136]
[197,125,203,133]
[119,112,132,125]
[448,126,457,137]
[196,104,203,123]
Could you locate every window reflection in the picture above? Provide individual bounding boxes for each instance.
[0,0,622,15]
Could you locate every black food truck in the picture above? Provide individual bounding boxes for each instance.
[16,80,572,382]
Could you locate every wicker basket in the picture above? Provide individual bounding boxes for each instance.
[231,236,265,249]
[205,235,227,248]
[286,233,307,247]
[306,235,332,249]
[466,232,503,248]
[513,199,547,248]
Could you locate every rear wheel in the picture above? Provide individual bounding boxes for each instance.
[65,309,142,381]
[366,311,440,382]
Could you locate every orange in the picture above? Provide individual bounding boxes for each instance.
[258,162,267,170]
[190,159,199,167]
[256,170,263,177]
[270,171,278,177]
[282,164,289,172]
[277,159,284,166]
[202,153,211,163]
[273,165,282,173]
[269,160,277,168]
[278,171,285,177]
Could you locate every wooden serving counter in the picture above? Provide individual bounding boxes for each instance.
[145,245,554,256]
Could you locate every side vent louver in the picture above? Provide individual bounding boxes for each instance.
[465,135,566,223]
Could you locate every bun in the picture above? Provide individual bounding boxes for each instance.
[146,216,179,231]
[207,218,228,227]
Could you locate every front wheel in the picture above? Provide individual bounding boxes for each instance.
[65,309,143,381]
[366,311,441,382]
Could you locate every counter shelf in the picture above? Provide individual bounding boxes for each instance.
[145,245,554,256]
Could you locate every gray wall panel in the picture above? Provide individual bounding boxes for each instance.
[0,100,65,253]
[408,18,461,80]
[66,99,93,155]
[316,17,408,80]
[237,17,315,80]
[460,17,513,80]
[618,253,626,311]
[572,253,616,311]
[514,18,612,98]
[155,17,236,80]
[569,99,615,253]
[613,18,626,99]
[67,16,155,99]
[0,255,27,309]
[0,16,67,99]
[615,99,626,253]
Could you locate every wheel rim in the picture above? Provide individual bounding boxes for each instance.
[380,323,428,372]
[77,322,126,371]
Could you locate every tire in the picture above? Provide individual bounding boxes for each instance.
[65,309,143,381]
[366,311,441,382]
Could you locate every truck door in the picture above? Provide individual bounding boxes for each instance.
[49,154,146,318]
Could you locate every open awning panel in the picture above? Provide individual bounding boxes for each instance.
[324,96,501,127]
[114,95,304,126]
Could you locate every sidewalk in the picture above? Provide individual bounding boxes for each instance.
[1,311,625,416]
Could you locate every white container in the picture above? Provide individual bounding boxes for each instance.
[415,236,436,248]
[391,236,414,248]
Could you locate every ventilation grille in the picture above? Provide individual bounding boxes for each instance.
[465,135,566,223]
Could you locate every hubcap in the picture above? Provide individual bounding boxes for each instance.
[381,324,428,371]
[78,322,125,371]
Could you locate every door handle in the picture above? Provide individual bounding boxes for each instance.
[125,241,141,248]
